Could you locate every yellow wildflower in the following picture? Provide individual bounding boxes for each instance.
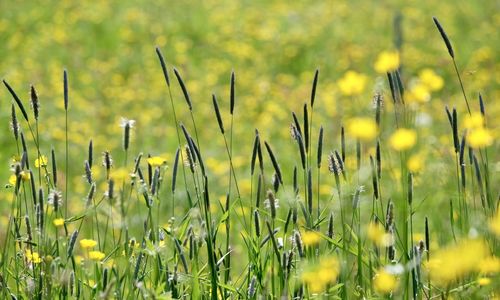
[26,250,42,264]
[478,277,491,286]
[407,153,424,173]
[80,239,98,249]
[88,250,106,261]
[367,222,393,247]
[301,231,321,246]
[20,171,31,182]
[301,256,340,293]
[463,112,484,129]
[478,256,500,274]
[489,208,500,237]
[53,218,65,227]
[74,255,84,264]
[407,83,430,104]
[468,127,493,148]
[35,155,48,168]
[419,69,444,91]
[374,51,399,73]
[346,117,378,141]
[425,238,489,286]
[8,174,17,186]
[373,268,397,294]
[389,128,416,151]
[337,71,367,96]
[147,156,167,167]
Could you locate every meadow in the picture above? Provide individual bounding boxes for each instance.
[0,0,498,299]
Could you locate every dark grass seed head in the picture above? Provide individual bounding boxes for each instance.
[432,17,455,59]
[67,230,79,257]
[478,93,485,116]
[10,104,19,140]
[303,103,309,152]
[264,141,282,184]
[310,69,319,108]
[173,68,192,111]
[30,85,39,120]
[172,147,180,193]
[51,148,57,187]
[212,94,224,134]
[63,69,69,110]
[317,126,324,169]
[230,71,235,115]
[155,47,170,87]
[3,80,29,122]
[250,131,260,176]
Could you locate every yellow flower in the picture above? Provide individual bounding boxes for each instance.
[367,222,393,247]
[74,255,84,264]
[147,156,167,167]
[301,256,340,293]
[88,250,106,261]
[478,277,491,286]
[20,171,31,182]
[463,112,484,129]
[489,208,500,237]
[389,128,417,151]
[407,83,430,104]
[8,174,17,186]
[301,231,321,246]
[53,218,65,227]
[374,51,399,73]
[425,239,489,286]
[80,239,98,249]
[407,153,424,173]
[35,155,48,168]
[346,118,378,141]
[419,69,444,91]
[26,250,42,264]
[468,128,493,148]
[373,268,397,294]
[478,256,500,274]
[337,71,367,96]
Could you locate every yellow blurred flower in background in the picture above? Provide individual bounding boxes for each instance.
[8,175,16,186]
[367,222,392,247]
[53,218,65,227]
[301,256,340,293]
[80,239,98,249]
[89,251,106,261]
[425,239,489,286]
[419,69,444,91]
[147,156,167,167]
[35,155,48,168]
[301,231,321,246]
[407,82,430,104]
[346,117,378,141]
[26,250,42,264]
[389,128,417,151]
[373,268,397,294]
[20,171,31,182]
[338,71,367,96]
[463,112,484,129]
[468,127,493,148]
[489,208,500,237]
[374,51,399,73]
[407,153,424,173]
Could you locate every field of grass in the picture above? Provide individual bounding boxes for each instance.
[0,0,498,299]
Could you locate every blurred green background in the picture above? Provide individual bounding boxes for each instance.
[0,0,498,209]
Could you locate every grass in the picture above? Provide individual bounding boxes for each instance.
[0,1,499,299]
